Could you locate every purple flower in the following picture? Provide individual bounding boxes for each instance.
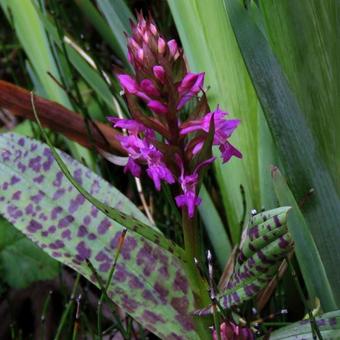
[175,157,215,217]
[175,173,201,218]
[144,149,175,190]
[108,117,147,135]
[117,135,147,160]
[125,158,141,177]
[177,72,205,109]
[180,107,242,162]
[117,134,174,189]
[117,74,150,101]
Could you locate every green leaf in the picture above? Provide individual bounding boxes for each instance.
[34,6,117,112]
[195,207,293,315]
[272,167,336,311]
[0,133,197,339]
[198,186,231,269]
[260,0,340,195]
[266,310,340,340]
[95,0,133,65]
[223,0,340,308]
[0,218,58,288]
[74,0,125,58]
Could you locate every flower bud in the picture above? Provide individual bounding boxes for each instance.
[117,74,139,94]
[158,37,166,54]
[153,65,166,82]
[167,39,179,59]
[147,100,168,114]
[140,79,160,97]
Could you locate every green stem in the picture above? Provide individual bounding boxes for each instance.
[54,273,81,340]
[182,210,212,339]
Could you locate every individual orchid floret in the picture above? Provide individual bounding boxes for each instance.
[177,72,205,109]
[180,107,242,162]
[175,157,215,217]
[117,74,150,101]
[143,146,175,190]
[175,173,201,218]
[108,117,149,136]
[167,39,179,59]
[116,133,174,189]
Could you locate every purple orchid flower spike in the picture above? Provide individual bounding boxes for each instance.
[109,13,241,218]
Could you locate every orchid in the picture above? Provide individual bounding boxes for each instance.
[109,13,241,219]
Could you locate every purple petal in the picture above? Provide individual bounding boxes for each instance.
[117,74,139,93]
[147,100,168,114]
[177,72,205,109]
[175,192,201,218]
[140,79,160,97]
[124,158,141,177]
[219,142,242,163]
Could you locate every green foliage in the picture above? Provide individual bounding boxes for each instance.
[0,217,58,288]
[273,167,336,311]
[266,310,340,340]
[0,133,197,339]
[223,0,340,307]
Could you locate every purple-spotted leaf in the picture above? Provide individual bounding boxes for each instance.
[195,207,293,316]
[0,133,198,339]
[266,310,340,340]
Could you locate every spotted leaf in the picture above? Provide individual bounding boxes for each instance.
[0,133,198,340]
[195,207,293,316]
[266,310,340,339]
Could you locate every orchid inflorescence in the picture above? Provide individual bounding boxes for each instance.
[109,13,241,218]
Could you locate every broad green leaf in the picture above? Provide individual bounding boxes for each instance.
[0,133,197,339]
[266,310,340,340]
[198,186,231,269]
[0,217,58,288]
[223,0,340,307]
[260,0,340,195]
[195,207,292,315]
[272,167,336,311]
[74,0,125,59]
[168,0,270,244]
